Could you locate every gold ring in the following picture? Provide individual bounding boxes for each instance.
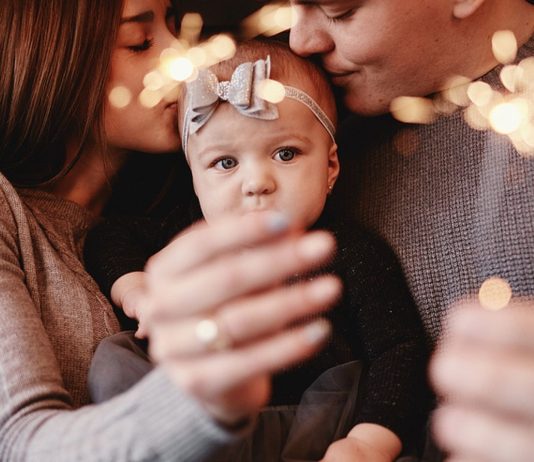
[194,317,232,351]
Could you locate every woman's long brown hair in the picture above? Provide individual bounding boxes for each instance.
[0,0,123,186]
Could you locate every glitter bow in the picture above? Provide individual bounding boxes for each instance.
[183,57,279,144]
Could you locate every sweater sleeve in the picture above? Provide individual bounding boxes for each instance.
[334,223,431,449]
[0,192,238,461]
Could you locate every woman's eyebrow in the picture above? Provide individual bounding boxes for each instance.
[120,10,155,25]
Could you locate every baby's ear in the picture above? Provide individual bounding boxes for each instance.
[452,0,486,19]
[327,143,340,189]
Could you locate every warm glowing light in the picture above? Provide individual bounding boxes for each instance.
[242,5,295,38]
[390,96,436,124]
[180,13,203,45]
[167,57,195,82]
[257,79,286,103]
[520,123,534,148]
[467,82,493,107]
[208,35,236,61]
[274,6,295,29]
[489,99,528,135]
[499,65,522,93]
[108,86,132,108]
[139,88,162,108]
[492,30,518,65]
[186,47,208,67]
[443,76,472,107]
[143,71,165,91]
[478,277,512,311]
[464,104,489,131]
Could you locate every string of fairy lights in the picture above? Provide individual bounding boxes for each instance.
[108,4,532,312]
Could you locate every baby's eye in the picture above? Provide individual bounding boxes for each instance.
[274,148,298,162]
[214,157,238,170]
[128,38,153,53]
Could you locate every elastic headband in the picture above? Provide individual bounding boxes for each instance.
[181,56,336,156]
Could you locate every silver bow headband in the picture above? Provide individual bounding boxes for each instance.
[181,56,336,155]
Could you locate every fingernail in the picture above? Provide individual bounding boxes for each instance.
[297,233,334,261]
[266,212,290,234]
[304,319,331,345]
[309,277,342,303]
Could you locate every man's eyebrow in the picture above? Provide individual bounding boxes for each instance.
[120,10,155,25]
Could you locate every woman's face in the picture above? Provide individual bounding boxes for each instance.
[104,0,180,154]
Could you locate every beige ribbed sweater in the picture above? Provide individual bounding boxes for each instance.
[0,173,234,461]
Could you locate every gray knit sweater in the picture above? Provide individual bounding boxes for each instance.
[336,35,534,344]
[0,173,236,461]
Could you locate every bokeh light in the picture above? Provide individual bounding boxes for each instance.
[489,99,529,135]
[478,277,512,311]
[108,86,132,109]
[390,96,436,124]
[257,79,286,103]
[492,30,518,65]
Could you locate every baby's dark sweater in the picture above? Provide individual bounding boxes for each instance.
[85,210,430,448]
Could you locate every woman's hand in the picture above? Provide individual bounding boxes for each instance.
[143,212,341,426]
[430,300,534,462]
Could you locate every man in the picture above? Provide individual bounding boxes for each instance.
[289,1,534,461]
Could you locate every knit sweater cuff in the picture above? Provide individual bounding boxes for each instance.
[128,367,245,461]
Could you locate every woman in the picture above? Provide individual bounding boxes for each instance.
[0,0,339,460]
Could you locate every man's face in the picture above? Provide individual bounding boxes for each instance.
[289,0,461,115]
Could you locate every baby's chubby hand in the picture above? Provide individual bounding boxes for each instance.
[321,423,401,462]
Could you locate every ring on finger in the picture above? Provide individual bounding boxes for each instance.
[194,317,232,352]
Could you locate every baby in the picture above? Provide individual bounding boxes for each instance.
[87,40,429,461]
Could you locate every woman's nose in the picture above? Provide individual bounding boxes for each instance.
[289,7,335,57]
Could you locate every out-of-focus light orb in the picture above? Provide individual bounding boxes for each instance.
[500,65,522,93]
[243,4,294,38]
[180,13,203,44]
[479,277,512,311]
[390,96,436,124]
[274,6,296,29]
[489,99,528,134]
[108,86,132,108]
[443,76,472,107]
[520,123,534,148]
[209,35,236,60]
[257,79,285,103]
[143,71,165,91]
[186,46,208,67]
[467,81,493,107]
[167,57,194,82]
[464,104,489,130]
[492,30,518,64]
[139,88,162,108]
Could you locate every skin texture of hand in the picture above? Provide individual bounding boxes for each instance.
[430,301,534,462]
[143,212,342,426]
[321,423,401,462]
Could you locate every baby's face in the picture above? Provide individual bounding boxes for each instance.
[187,97,338,227]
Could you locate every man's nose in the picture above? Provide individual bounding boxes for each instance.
[289,6,335,57]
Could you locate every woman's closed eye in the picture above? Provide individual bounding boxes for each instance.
[274,147,300,162]
[128,38,153,53]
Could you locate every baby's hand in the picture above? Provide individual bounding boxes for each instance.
[111,271,150,338]
[321,423,401,462]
